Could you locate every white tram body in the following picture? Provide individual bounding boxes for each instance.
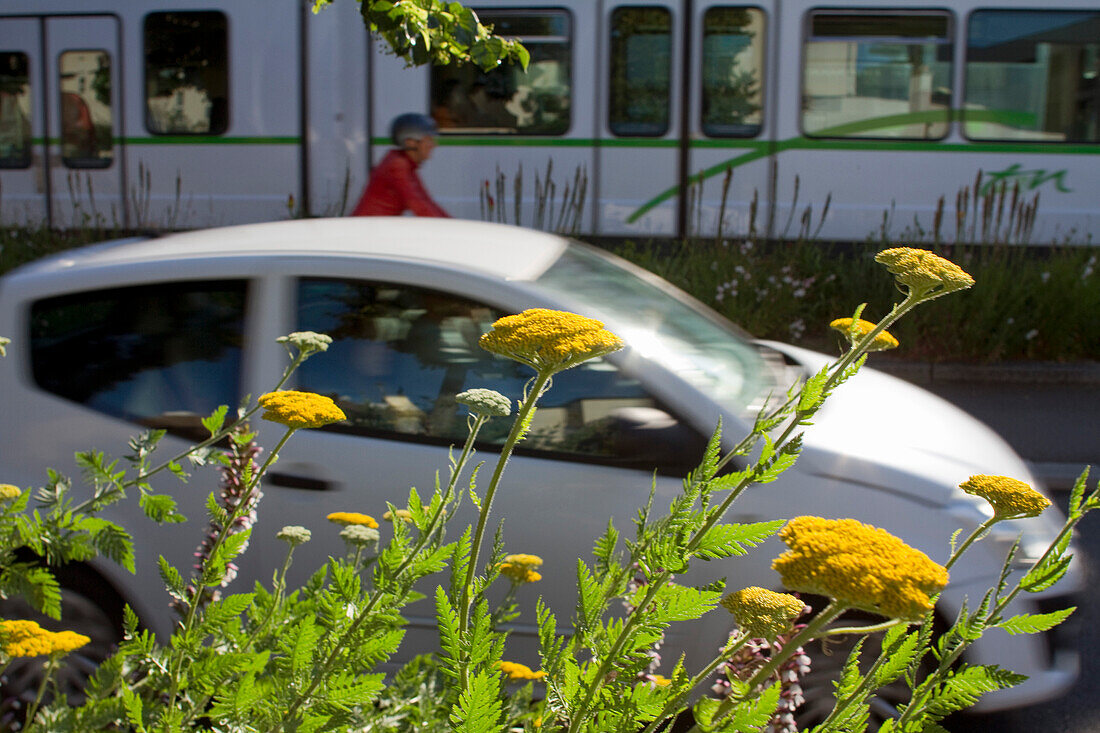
[1,0,1098,242]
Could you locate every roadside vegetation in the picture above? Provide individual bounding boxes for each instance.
[605,237,1100,364]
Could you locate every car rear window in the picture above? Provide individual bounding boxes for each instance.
[30,280,246,432]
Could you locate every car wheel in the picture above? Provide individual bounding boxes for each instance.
[0,566,125,729]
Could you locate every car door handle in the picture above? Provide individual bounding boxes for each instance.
[267,472,335,491]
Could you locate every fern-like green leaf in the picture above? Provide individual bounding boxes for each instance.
[450,670,504,733]
[1020,553,1073,593]
[996,607,1075,635]
[924,665,1026,720]
[693,521,784,561]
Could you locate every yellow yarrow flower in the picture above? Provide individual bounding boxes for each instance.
[829,318,899,352]
[326,511,379,528]
[479,309,623,374]
[875,247,975,298]
[0,484,21,501]
[0,619,90,657]
[258,390,346,430]
[720,587,805,641]
[497,660,547,681]
[772,516,949,621]
[959,475,1051,520]
[500,554,544,584]
[649,675,672,687]
[383,509,413,523]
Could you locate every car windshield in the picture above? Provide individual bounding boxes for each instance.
[533,243,777,414]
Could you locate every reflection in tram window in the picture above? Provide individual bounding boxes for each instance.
[609,7,672,137]
[965,10,1100,142]
[0,52,31,169]
[59,50,113,168]
[702,7,766,137]
[430,11,571,135]
[144,11,228,135]
[802,12,954,139]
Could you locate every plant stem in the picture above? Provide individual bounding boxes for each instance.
[945,518,996,571]
[163,427,294,728]
[688,602,844,733]
[271,414,490,731]
[639,634,750,733]
[457,372,551,661]
[22,656,58,732]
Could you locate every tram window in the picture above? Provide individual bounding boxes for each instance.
[702,7,766,137]
[59,51,113,168]
[144,11,228,135]
[609,7,672,136]
[0,52,31,169]
[965,10,1100,143]
[429,10,571,135]
[802,12,953,139]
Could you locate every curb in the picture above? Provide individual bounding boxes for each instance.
[872,360,1100,387]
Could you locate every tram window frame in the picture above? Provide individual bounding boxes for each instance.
[609,6,673,137]
[963,9,1100,143]
[0,51,32,169]
[143,11,229,136]
[58,49,113,169]
[801,9,955,141]
[428,8,573,136]
[701,6,767,138]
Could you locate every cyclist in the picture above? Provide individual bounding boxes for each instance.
[351,113,450,217]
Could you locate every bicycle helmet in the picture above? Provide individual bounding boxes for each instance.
[390,113,438,147]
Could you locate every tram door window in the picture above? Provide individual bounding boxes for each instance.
[802,11,953,139]
[429,10,571,135]
[59,50,113,168]
[0,51,31,168]
[609,7,673,136]
[701,7,765,138]
[144,11,229,135]
[965,10,1100,143]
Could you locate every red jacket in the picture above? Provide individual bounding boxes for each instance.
[351,149,450,217]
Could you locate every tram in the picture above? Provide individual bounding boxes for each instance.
[1,0,1097,241]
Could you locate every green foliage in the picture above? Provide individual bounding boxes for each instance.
[0,252,1093,733]
[311,0,528,71]
[605,238,1100,363]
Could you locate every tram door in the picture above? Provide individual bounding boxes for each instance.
[0,16,124,228]
[685,2,775,240]
[597,1,684,236]
[596,1,775,238]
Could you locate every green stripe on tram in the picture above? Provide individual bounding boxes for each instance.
[627,109,1100,223]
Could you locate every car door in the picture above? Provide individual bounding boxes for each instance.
[256,269,734,665]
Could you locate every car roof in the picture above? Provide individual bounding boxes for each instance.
[8,218,571,281]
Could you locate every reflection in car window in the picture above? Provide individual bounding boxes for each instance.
[30,281,246,430]
[534,243,773,415]
[295,278,702,471]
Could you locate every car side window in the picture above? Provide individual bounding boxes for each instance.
[295,278,705,473]
[29,280,246,433]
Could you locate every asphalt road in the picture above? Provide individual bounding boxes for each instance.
[894,372,1100,732]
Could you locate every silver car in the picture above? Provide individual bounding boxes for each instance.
[0,217,1080,719]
